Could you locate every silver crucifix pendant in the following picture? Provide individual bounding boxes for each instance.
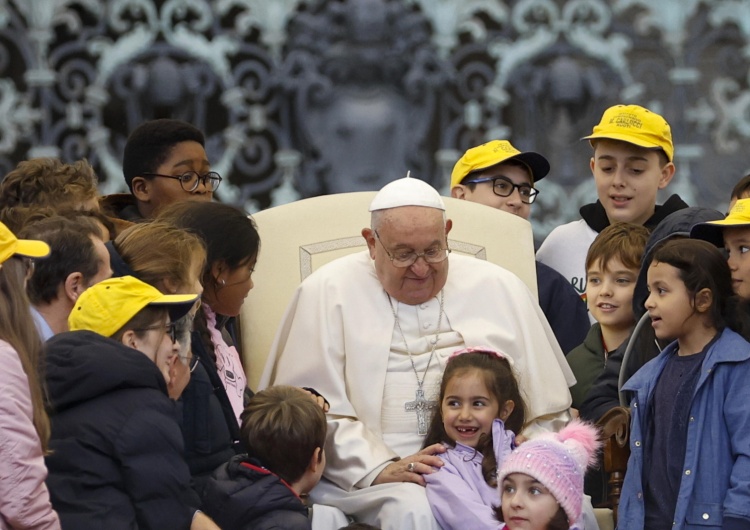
[405,388,437,435]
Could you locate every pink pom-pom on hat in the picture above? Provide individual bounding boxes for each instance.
[497,419,601,523]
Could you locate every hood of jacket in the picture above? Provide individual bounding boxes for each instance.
[45,330,168,412]
[203,454,308,528]
[580,194,689,233]
[631,206,724,318]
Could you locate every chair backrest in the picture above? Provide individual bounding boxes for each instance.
[240,191,538,389]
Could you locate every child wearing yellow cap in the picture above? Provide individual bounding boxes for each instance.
[450,139,589,354]
[43,276,219,530]
[537,104,687,302]
[692,198,750,301]
[0,221,59,529]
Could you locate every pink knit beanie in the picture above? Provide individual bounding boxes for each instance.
[496,420,601,523]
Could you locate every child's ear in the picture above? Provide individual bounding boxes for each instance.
[210,260,227,285]
[309,447,323,473]
[694,288,713,313]
[131,176,151,203]
[451,185,467,199]
[499,400,515,422]
[658,161,676,189]
[120,329,139,349]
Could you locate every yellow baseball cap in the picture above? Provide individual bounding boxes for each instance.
[691,198,750,247]
[69,275,199,338]
[0,221,50,264]
[450,140,550,188]
[582,104,674,162]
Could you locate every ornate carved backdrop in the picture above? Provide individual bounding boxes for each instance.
[1,0,749,240]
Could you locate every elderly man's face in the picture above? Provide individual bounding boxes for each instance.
[363,206,452,305]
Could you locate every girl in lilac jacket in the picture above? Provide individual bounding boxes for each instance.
[423,348,526,530]
[0,222,60,529]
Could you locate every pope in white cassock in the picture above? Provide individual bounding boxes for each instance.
[260,176,577,529]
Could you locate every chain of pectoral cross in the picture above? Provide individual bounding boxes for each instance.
[388,290,444,435]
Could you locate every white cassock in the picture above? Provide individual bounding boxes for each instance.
[260,251,575,529]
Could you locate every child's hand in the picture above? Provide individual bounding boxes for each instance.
[514,434,527,445]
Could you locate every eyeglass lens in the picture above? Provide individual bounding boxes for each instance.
[492,177,536,203]
[180,171,222,192]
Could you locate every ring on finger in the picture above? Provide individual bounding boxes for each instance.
[407,462,416,472]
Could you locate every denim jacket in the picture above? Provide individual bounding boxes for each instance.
[618,328,750,529]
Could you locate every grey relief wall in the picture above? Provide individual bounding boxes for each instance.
[1,0,749,241]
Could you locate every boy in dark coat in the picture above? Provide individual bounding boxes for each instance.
[202,385,327,530]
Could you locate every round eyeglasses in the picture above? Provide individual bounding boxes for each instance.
[142,171,223,192]
[462,176,539,204]
[374,230,451,268]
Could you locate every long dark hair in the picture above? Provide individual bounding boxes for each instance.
[423,350,526,487]
[650,239,750,338]
[159,202,260,360]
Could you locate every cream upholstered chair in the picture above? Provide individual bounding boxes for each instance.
[239,192,615,529]
[240,192,537,390]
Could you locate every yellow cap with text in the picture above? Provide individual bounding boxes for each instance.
[582,104,674,162]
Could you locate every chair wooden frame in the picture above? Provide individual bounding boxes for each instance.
[596,405,632,524]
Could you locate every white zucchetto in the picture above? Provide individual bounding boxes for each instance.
[368,174,445,212]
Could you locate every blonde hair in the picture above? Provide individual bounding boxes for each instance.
[114,221,206,293]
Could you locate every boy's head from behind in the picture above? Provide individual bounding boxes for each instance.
[585,222,649,337]
[450,140,549,220]
[584,105,675,226]
[241,385,327,489]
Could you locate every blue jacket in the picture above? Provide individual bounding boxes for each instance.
[618,328,750,530]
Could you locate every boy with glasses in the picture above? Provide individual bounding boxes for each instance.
[102,119,222,226]
[451,140,589,354]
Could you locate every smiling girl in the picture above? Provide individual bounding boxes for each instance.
[422,348,526,530]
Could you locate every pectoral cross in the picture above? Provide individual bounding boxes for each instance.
[405,388,437,435]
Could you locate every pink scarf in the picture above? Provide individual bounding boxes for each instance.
[204,304,247,424]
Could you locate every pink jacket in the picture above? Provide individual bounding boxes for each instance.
[0,340,60,529]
